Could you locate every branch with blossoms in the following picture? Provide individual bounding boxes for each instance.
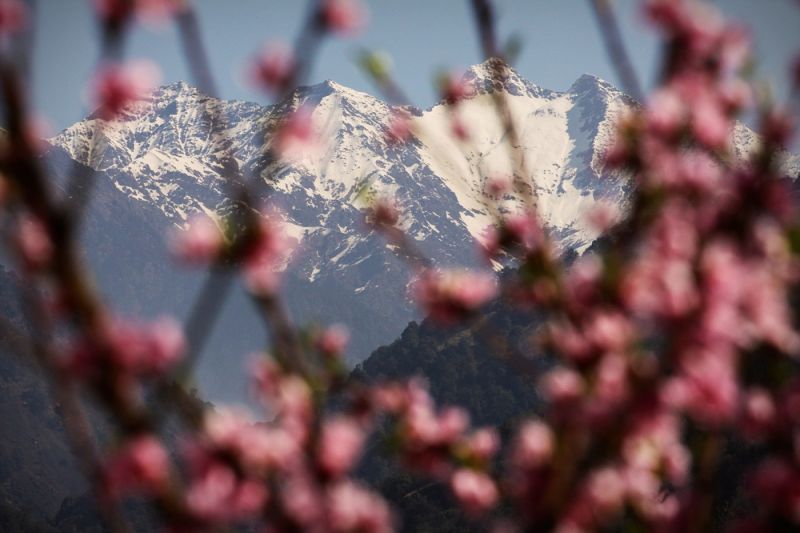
[2,0,800,531]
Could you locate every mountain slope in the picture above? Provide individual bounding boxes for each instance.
[47,58,790,401]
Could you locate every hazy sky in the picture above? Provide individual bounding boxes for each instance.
[28,0,800,133]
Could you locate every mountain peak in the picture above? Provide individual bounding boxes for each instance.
[151,80,205,100]
[465,57,513,79]
[463,57,553,99]
[568,73,616,96]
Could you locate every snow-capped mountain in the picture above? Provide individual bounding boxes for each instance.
[42,58,721,400]
[54,59,632,258]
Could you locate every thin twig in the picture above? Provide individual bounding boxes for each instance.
[587,0,644,102]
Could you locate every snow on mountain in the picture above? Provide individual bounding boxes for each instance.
[52,59,633,268]
[48,58,796,376]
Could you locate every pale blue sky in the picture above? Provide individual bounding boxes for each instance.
[29,0,800,133]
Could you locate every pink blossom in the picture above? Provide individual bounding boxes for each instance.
[547,321,592,362]
[450,115,470,140]
[403,403,469,450]
[386,111,412,143]
[110,315,185,375]
[65,315,185,379]
[249,355,283,399]
[441,73,474,104]
[646,88,686,137]
[593,353,629,407]
[326,481,393,533]
[411,268,497,323]
[586,201,620,232]
[485,174,513,198]
[16,215,52,271]
[135,0,181,25]
[277,375,313,426]
[0,0,26,35]
[563,255,602,307]
[691,95,730,149]
[274,106,316,159]
[90,61,160,119]
[675,150,722,192]
[587,467,627,516]
[243,213,292,297]
[198,408,302,477]
[450,469,499,516]
[718,25,751,74]
[644,0,689,33]
[316,324,350,357]
[366,197,401,228]
[320,0,367,36]
[490,211,545,258]
[92,0,134,26]
[677,350,739,426]
[462,428,500,463]
[186,462,268,522]
[318,416,365,477]
[93,0,179,26]
[250,42,295,94]
[740,387,777,440]
[512,420,555,469]
[540,367,584,404]
[104,435,170,497]
[585,311,633,353]
[170,214,224,264]
[622,255,698,320]
[282,473,324,527]
[370,382,409,413]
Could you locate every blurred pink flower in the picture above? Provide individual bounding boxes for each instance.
[65,315,185,378]
[326,481,393,533]
[274,106,316,159]
[251,42,295,94]
[366,197,401,228]
[450,468,499,516]
[16,215,52,271]
[170,214,224,264]
[411,268,497,323]
[0,0,26,35]
[483,211,545,259]
[320,0,367,36]
[740,387,777,440]
[485,174,513,198]
[318,416,365,477]
[450,115,470,141]
[90,61,160,119]
[540,367,584,404]
[243,213,293,297]
[462,428,500,463]
[441,73,474,104]
[104,435,170,497]
[646,88,685,137]
[186,462,268,522]
[93,0,179,26]
[691,95,730,149]
[316,324,350,357]
[512,420,555,469]
[386,110,412,143]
